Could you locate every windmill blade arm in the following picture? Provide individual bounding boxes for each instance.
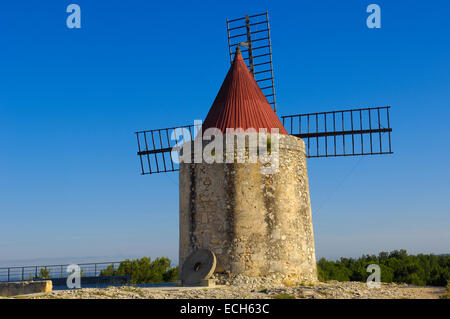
[296,128,392,139]
[137,147,174,156]
[281,106,393,158]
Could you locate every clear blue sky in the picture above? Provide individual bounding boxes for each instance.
[0,0,449,266]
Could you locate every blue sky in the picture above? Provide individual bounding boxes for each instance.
[0,0,449,266]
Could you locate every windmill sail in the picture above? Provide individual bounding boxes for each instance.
[136,106,393,175]
[281,106,393,158]
[136,123,200,175]
[226,12,277,112]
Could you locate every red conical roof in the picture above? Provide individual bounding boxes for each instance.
[202,47,288,135]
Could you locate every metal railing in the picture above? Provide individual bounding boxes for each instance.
[0,261,122,283]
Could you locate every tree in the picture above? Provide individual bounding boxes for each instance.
[316,250,450,287]
[100,257,179,284]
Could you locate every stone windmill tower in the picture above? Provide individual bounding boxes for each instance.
[135,12,393,285]
[178,46,317,283]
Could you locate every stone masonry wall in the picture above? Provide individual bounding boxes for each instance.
[179,134,317,284]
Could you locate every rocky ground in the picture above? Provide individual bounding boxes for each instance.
[13,274,447,299]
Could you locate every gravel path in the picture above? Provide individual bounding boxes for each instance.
[22,280,445,299]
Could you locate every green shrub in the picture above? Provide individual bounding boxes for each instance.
[100,257,178,284]
[34,268,51,280]
[317,250,450,287]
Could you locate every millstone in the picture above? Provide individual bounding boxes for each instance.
[181,248,216,285]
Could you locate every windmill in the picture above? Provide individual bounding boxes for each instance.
[136,12,392,174]
[135,12,393,284]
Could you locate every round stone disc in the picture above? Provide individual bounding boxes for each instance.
[181,248,216,285]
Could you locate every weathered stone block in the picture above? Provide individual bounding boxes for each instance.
[0,280,52,297]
